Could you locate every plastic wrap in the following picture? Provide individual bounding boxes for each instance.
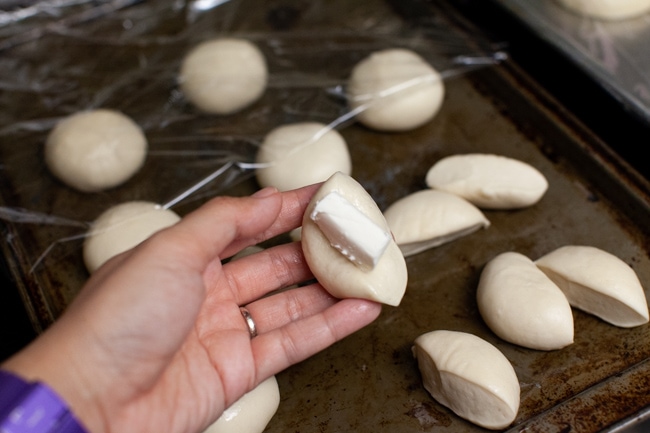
[0,0,504,319]
[492,0,650,123]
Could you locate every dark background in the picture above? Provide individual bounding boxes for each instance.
[1,255,35,362]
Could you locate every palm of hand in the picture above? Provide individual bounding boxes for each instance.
[3,188,382,433]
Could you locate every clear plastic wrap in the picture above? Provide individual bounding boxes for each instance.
[0,0,504,286]
[493,0,650,123]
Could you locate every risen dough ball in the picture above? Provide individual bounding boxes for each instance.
[412,330,520,430]
[301,172,408,306]
[347,48,445,132]
[203,376,280,433]
[179,38,267,114]
[425,154,548,209]
[477,251,574,351]
[45,109,147,192]
[83,201,180,273]
[383,189,490,257]
[555,0,650,20]
[535,245,649,327]
[255,122,352,192]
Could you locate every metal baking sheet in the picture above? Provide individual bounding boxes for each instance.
[1,1,649,432]
[489,0,650,124]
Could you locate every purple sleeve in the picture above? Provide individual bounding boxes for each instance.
[0,370,88,433]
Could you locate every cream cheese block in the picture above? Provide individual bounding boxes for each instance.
[425,153,548,209]
[413,330,520,430]
[383,189,490,257]
[535,245,649,327]
[203,376,280,433]
[301,172,407,306]
[310,191,391,270]
[347,48,444,132]
[477,251,574,350]
[83,201,180,273]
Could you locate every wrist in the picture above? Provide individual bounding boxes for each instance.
[0,369,89,432]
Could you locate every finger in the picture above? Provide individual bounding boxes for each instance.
[244,283,336,334]
[217,184,320,260]
[162,189,281,269]
[250,299,382,379]
[219,242,314,305]
[161,184,319,271]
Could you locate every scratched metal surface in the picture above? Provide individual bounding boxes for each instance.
[0,1,649,432]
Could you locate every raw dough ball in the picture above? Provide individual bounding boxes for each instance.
[301,172,408,306]
[83,201,180,273]
[255,122,352,192]
[535,245,649,327]
[413,330,520,430]
[45,109,147,192]
[347,48,445,132]
[425,153,549,209]
[179,38,267,114]
[203,376,280,433]
[477,251,574,351]
[555,0,650,20]
[383,189,490,257]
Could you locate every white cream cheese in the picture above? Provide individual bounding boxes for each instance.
[310,191,391,270]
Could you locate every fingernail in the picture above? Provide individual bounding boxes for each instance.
[252,186,278,198]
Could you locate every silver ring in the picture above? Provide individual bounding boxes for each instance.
[239,307,258,339]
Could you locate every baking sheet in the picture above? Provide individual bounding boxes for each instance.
[0,0,501,328]
[1,1,649,432]
[489,0,650,124]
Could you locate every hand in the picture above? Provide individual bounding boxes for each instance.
[1,185,382,433]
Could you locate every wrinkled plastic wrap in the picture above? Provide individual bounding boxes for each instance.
[493,0,650,123]
[0,0,502,280]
